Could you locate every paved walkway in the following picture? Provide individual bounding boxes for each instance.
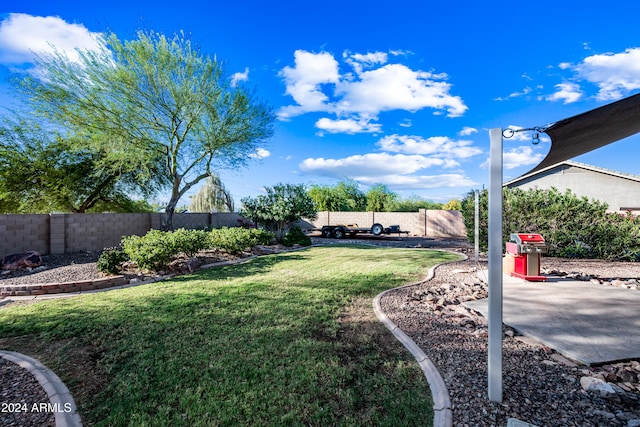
[465,273,640,366]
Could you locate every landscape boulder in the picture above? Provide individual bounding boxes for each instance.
[1,251,43,270]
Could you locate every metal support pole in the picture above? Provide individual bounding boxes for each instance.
[488,128,503,403]
[474,189,479,263]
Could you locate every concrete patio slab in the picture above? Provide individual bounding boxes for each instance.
[464,273,640,366]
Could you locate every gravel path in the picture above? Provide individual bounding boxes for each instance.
[2,237,640,426]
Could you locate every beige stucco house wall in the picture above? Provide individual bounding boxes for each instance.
[504,161,640,213]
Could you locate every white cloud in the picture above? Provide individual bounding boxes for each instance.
[494,86,532,101]
[574,47,640,100]
[299,132,481,191]
[278,49,467,132]
[231,67,249,87]
[546,82,583,104]
[334,63,467,117]
[377,134,481,159]
[315,117,382,134]
[0,13,104,66]
[355,173,477,189]
[248,147,270,159]
[344,50,388,74]
[458,126,477,136]
[277,50,340,120]
[487,146,544,170]
[300,152,447,177]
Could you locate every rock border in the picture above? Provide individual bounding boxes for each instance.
[0,276,129,298]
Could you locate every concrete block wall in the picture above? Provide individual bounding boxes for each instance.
[63,213,153,253]
[173,213,211,230]
[208,212,244,228]
[0,210,467,257]
[0,214,50,256]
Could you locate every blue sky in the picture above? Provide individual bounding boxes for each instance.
[1,1,640,207]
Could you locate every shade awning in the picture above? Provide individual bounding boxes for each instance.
[523,92,640,175]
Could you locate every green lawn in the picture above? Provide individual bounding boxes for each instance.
[0,245,460,426]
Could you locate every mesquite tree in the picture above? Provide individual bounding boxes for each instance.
[15,29,274,229]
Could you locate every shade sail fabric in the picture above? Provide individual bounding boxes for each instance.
[523,92,640,175]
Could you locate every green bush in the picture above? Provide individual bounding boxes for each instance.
[122,230,175,271]
[461,187,640,261]
[96,247,129,274]
[282,226,311,247]
[209,227,274,255]
[167,228,210,257]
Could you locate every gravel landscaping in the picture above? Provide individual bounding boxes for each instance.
[2,236,640,426]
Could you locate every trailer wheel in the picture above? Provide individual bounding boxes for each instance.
[322,228,332,238]
[371,223,384,236]
[333,227,345,239]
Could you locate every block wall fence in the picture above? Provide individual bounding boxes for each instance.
[0,209,466,256]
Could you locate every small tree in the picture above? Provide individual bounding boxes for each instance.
[365,184,398,212]
[240,183,317,242]
[307,179,366,211]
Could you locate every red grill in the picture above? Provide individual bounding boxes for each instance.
[505,233,547,281]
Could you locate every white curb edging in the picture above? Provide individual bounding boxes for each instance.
[0,350,82,427]
[372,251,468,427]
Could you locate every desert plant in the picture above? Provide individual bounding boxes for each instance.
[460,187,640,261]
[282,226,311,247]
[121,230,176,271]
[209,227,274,255]
[97,247,129,274]
[168,228,210,257]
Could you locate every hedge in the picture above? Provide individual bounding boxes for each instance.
[461,187,640,261]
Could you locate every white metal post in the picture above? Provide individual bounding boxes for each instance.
[488,128,503,403]
[474,189,479,263]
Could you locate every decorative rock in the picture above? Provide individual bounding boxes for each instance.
[1,251,43,270]
[618,368,639,383]
[580,376,617,398]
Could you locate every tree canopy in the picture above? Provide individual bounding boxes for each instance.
[12,29,274,228]
[0,118,154,213]
[307,179,366,211]
[240,183,317,242]
[365,184,398,212]
[306,180,445,212]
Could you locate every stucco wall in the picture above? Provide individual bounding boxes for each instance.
[304,209,466,238]
[507,164,640,212]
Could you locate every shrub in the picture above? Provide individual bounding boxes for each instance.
[282,226,311,247]
[460,187,640,261]
[209,227,274,255]
[121,230,175,271]
[168,228,210,257]
[97,247,129,274]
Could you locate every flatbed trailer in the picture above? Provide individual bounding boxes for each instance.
[319,223,409,239]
